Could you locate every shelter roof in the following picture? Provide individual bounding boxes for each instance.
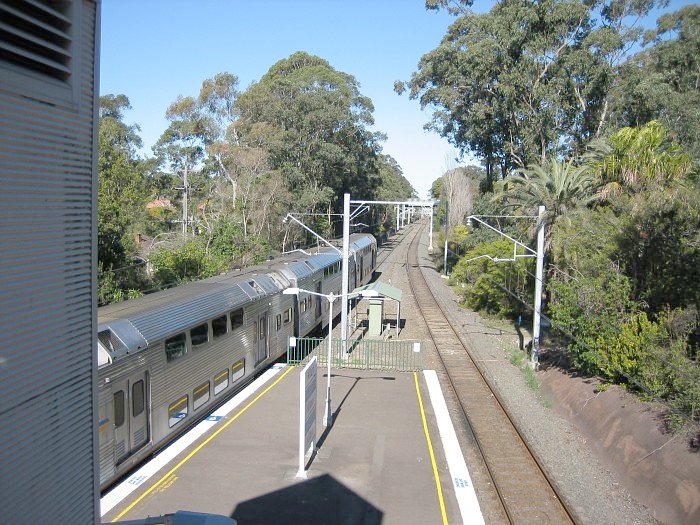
[352,281,402,302]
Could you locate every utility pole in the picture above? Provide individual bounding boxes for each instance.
[182,163,189,239]
[532,205,545,365]
[443,200,449,276]
[340,193,351,348]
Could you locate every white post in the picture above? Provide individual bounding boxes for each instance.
[182,163,188,239]
[340,193,350,350]
[428,204,434,252]
[324,294,334,427]
[532,205,546,366]
[396,204,400,232]
[443,200,449,276]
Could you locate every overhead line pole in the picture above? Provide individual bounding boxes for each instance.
[340,193,351,349]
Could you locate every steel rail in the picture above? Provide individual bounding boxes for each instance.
[404,222,578,525]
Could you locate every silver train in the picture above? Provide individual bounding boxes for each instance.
[97,234,377,489]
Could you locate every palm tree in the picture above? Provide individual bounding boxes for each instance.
[494,158,596,248]
[584,120,693,201]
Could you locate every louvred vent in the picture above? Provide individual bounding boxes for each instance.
[0,0,72,81]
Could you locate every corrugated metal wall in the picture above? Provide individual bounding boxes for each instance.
[0,1,99,523]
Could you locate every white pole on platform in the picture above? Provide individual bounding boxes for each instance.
[324,294,334,427]
[341,193,350,351]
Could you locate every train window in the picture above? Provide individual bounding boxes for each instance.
[168,395,189,427]
[98,330,115,352]
[283,308,292,324]
[276,314,282,331]
[300,299,306,314]
[259,318,266,340]
[114,390,125,428]
[231,309,244,330]
[214,369,229,395]
[252,321,258,343]
[132,380,144,417]
[165,333,187,362]
[191,323,208,347]
[232,359,245,382]
[212,315,227,338]
[193,381,210,410]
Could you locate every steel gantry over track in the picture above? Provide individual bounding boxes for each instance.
[338,195,436,346]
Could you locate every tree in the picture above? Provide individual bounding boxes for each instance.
[586,120,693,200]
[441,165,482,228]
[494,158,596,250]
[610,5,700,161]
[153,95,210,238]
[98,94,151,304]
[399,0,658,181]
[235,51,384,232]
[197,72,243,207]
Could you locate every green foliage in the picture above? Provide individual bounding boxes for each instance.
[495,158,597,249]
[549,206,621,275]
[209,220,271,269]
[400,0,656,175]
[236,51,384,221]
[616,187,700,312]
[149,239,224,287]
[450,239,531,317]
[587,121,693,199]
[611,5,700,161]
[548,269,639,375]
[98,94,152,304]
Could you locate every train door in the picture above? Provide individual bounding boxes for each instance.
[315,281,322,318]
[112,371,149,464]
[255,313,268,365]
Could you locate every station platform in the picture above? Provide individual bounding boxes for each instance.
[101,363,483,525]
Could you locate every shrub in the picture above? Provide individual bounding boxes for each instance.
[450,238,531,318]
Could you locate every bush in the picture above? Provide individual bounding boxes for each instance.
[450,238,531,318]
[149,239,225,287]
[548,269,638,375]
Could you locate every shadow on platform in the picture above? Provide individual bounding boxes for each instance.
[230,474,383,525]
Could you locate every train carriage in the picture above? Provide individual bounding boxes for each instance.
[97,233,377,489]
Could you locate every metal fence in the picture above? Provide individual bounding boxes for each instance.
[287,337,423,372]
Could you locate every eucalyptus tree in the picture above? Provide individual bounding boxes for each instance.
[98,94,151,303]
[197,72,242,207]
[153,95,210,238]
[235,51,383,236]
[398,0,659,185]
[610,5,700,161]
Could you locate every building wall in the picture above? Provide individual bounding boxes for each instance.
[0,1,100,523]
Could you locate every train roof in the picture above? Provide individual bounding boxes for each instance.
[97,235,374,359]
[349,233,375,251]
[275,249,340,281]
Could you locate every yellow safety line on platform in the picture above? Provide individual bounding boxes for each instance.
[112,365,295,522]
[414,371,449,525]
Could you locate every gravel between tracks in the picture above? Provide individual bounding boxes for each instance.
[405,225,658,525]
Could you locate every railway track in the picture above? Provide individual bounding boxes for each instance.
[403,223,577,525]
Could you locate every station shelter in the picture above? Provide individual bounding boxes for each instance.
[351,281,403,338]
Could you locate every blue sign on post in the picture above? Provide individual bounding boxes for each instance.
[298,356,317,478]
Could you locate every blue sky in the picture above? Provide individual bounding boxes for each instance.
[99,0,690,200]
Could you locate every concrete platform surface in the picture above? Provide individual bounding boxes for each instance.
[101,364,481,525]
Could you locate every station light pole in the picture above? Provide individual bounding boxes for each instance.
[284,286,377,427]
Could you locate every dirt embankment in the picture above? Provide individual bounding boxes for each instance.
[537,360,700,525]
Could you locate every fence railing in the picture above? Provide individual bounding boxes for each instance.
[287,336,423,372]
